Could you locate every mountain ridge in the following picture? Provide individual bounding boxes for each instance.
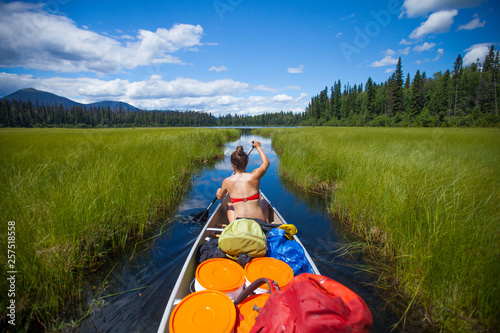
[1,88,139,110]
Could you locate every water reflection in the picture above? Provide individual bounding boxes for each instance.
[77,133,400,333]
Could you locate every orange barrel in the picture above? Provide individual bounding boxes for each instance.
[244,258,294,293]
[195,258,245,300]
[236,293,270,333]
[169,290,236,333]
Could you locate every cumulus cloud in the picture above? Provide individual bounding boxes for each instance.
[401,0,486,18]
[399,38,414,46]
[382,49,396,56]
[463,43,493,66]
[409,10,458,39]
[0,72,308,116]
[457,14,486,31]
[370,56,398,67]
[413,42,436,52]
[272,94,294,102]
[399,47,411,55]
[434,48,444,61]
[287,65,304,74]
[0,2,206,73]
[208,65,228,72]
[415,48,445,65]
[126,77,249,99]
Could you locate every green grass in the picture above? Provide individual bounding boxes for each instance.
[0,127,238,330]
[255,127,500,332]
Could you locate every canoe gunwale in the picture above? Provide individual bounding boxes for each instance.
[156,200,222,332]
[157,192,320,333]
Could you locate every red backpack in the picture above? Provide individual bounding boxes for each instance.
[249,273,373,333]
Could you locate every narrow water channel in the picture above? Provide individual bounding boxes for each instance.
[77,132,400,332]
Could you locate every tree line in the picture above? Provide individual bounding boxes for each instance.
[304,45,499,127]
[0,100,219,127]
[0,99,303,128]
[1,45,498,128]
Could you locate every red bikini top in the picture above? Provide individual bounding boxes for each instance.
[230,193,260,203]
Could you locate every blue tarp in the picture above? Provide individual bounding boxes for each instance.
[266,228,313,275]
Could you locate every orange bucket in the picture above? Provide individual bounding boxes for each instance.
[169,290,236,333]
[236,293,270,333]
[244,258,294,291]
[195,258,245,299]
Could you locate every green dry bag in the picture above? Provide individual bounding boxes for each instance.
[218,219,267,259]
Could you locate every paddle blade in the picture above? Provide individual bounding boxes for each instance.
[191,209,209,223]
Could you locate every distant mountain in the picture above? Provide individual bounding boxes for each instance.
[2,88,81,108]
[88,100,139,111]
[1,88,139,110]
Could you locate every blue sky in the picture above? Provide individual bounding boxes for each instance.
[0,0,498,115]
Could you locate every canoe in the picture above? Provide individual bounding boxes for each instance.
[156,191,320,333]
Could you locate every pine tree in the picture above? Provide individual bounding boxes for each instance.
[366,77,375,119]
[333,80,342,119]
[393,57,404,115]
[483,46,499,116]
[442,70,451,122]
[410,70,423,118]
[453,54,463,117]
[387,73,396,117]
[404,73,410,89]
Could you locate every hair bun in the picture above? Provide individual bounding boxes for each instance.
[236,145,245,155]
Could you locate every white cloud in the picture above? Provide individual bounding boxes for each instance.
[287,65,304,74]
[401,0,486,18]
[340,13,355,21]
[415,48,444,65]
[208,65,228,72]
[433,48,444,61]
[413,42,436,52]
[0,2,206,74]
[463,43,493,66]
[126,77,249,99]
[0,72,308,116]
[399,38,414,46]
[370,56,398,67]
[385,68,395,73]
[272,94,294,102]
[336,32,343,38]
[382,49,396,56]
[409,10,458,39]
[399,47,411,55]
[457,14,486,31]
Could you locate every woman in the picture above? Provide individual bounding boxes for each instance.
[216,140,270,223]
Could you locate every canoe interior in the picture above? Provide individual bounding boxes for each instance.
[157,192,319,333]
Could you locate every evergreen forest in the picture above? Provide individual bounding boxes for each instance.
[1,46,498,128]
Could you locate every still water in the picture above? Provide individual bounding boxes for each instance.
[77,133,400,332]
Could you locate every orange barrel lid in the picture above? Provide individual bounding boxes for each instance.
[196,258,245,293]
[169,290,236,333]
[245,258,294,290]
[236,294,270,333]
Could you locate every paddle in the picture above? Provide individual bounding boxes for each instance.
[191,141,255,223]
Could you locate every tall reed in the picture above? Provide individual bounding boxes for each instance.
[0,127,238,329]
[257,127,499,331]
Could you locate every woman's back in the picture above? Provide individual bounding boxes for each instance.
[216,141,269,223]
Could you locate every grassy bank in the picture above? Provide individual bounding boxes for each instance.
[255,127,499,331]
[0,127,238,330]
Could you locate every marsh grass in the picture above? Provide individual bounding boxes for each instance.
[256,127,500,331]
[0,127,238,330]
